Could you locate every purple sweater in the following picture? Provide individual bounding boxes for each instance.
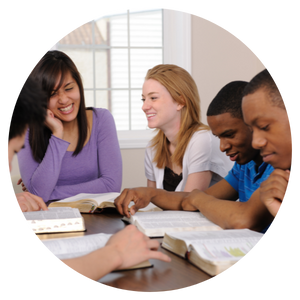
[18,108,122,202]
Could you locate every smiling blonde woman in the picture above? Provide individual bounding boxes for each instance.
[142,64,231,192]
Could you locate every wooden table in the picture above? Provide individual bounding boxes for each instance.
[38,209,212,291]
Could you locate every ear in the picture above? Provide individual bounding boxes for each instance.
[177,95,185,111]
[177,103,185,111]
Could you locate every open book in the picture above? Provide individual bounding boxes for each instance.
[42,232,152,270]
[24,207,85,234]
[122,211,222,237]
[48,192,161,214]
[162,229,263,276]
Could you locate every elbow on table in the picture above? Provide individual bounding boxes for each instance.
[227,214,261,231]
[26,187,49,203]
[18,176,49,203]
[229,220,252,230]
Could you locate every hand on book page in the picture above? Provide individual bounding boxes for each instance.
[16,191,48,212]
[114,188,154,218]
[58,225,170,280]
[105,225,171,270]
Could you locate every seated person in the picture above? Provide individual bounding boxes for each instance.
[9,76,48,212]
[114,80,274,232]
[9,76,171,281]
[142,64,231,192]
[18,50,122,202]
[242,69,291,217]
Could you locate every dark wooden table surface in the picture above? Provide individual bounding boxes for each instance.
[38,209,212,291]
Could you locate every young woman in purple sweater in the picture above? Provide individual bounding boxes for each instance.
[18,51,122,202]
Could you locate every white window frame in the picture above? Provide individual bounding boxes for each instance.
[52,9,191,149]
[119,9,191,149]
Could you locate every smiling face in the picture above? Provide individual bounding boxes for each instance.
[207,112,260,165]
[141,79,183,132]
[242,88,292,170]
[48,71,80,123]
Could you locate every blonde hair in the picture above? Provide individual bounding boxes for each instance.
[146,64,209,168]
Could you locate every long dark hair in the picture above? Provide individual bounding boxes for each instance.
[9,76,47,141]
[29,50,88,162]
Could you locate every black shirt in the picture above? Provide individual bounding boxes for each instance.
[163,166,183,191]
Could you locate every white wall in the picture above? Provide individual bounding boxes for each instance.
[191,16,265,125]
[121,148,147,190]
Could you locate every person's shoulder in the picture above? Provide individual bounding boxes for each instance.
[89,108,117,135]
[190,128,212,141]
[145,140,152,148]
[193,128,211,136]
[145,141,155,157]
[91,107,112,118]
[91,108,115,125]
[237,160,255,172]
[230,161,244,173]
[187,129,212,150]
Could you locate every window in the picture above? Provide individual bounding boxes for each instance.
[54,9,191,148]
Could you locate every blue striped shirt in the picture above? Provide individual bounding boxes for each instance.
[225,161,274,202]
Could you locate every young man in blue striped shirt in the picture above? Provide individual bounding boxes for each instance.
[242,69,291,217]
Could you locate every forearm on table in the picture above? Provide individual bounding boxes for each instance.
[62,245,122,281]
[194,194,250,229]
[50,175,122,200]
[18,136,69,201]
[150,189,188,210]
[192,191,273,231]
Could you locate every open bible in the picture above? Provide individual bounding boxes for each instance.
[24,207,85,234]
[48,192,161,214]
[122,211,222,237]
[162,229,263,276]
[41,232,152,270]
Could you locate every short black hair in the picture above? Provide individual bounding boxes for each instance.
[207,81,248,119]
[243,69,284,109]
[9,76,47,140]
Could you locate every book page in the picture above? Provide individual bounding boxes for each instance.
[138,202,162,212]
[24,207,82,220]
[55,193,161,212]
[192,238,262,263]
[56,193,120,205]
[130,211,221,230]
[42,233,112,259]
[167,229,263,262]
